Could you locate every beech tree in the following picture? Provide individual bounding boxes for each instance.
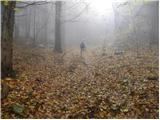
[1,1,16,78]
[1,1,48,78]
[54,1,63,53]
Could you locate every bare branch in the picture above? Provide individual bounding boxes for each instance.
[61,0,81,11]
[116,1,129,8]
[61,1,91,23]
[15,14,28,17]
[16,1,52,9]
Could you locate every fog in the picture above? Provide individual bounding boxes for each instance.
[14,0,158,52]
[1,0,159,118]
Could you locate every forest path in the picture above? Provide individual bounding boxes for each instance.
[1,43,159,119]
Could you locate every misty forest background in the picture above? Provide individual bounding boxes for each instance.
[1,0,159,119]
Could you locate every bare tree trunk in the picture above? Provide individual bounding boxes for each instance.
[14,20,19,39]
[43,11,48,45]
[149,2,159,51]
[25,7,30,39]
[1,1,16,78]
[44,23,48,45]
[54,1,62,53]
[129,3,139,57]
[33,7,36,45]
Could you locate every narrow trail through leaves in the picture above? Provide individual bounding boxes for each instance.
[1,43,159,119]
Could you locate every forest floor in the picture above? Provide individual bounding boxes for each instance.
[1,41,159,119]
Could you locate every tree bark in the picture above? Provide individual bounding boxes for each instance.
[54,1,62,53]
[33,7,36,45]
[1,1,16,78]
[25,7,30,39]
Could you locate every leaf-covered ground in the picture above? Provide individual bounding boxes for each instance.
[1,42,159,119]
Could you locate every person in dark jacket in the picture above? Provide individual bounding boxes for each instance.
[80,41,86,57]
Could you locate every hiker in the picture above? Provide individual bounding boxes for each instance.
[80,41,86,57]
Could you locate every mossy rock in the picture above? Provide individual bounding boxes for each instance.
[147,74,158,80]
[1,82,10,99]
[10,103,26,117]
